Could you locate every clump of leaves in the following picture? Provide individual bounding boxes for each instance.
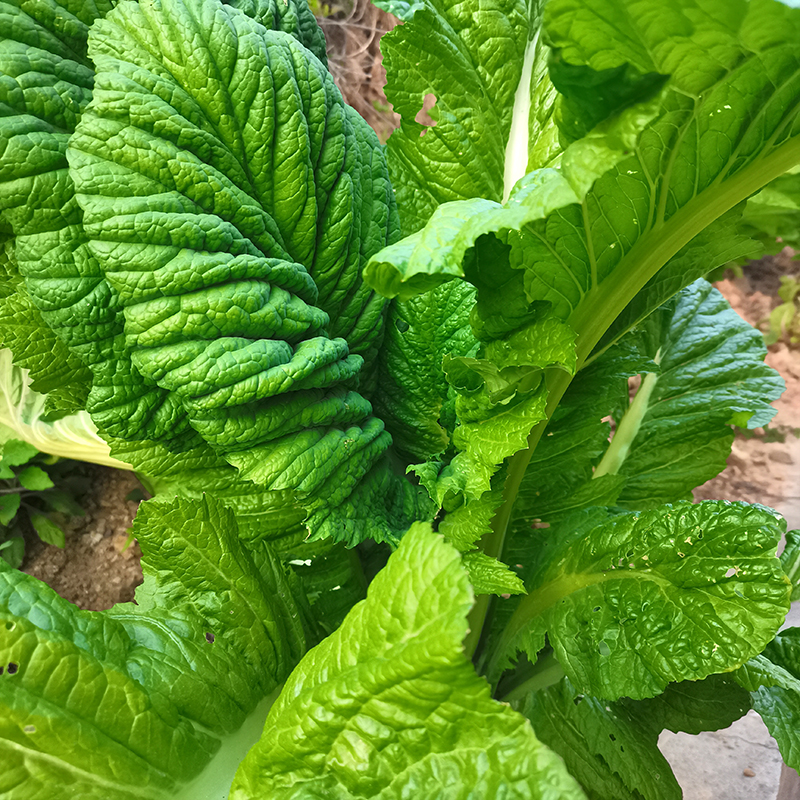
[0,438,87,567]
[3,0,800,798]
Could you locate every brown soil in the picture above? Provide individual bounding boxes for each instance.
[694,252,800,532]
[21,464,144,610]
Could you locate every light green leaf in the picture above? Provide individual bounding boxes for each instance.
[363,168,577,303]
[29,514,64,548]
[447,315,578,402]
[450,389,549,500]
[230,523,585,800]
[489,502,791,699]
[781,530,800,602]
[595,280,785,506]
[17,466,54,492]
[440,316,577,500]
[0,438,39,468]
[366,82,660,304]
[439,484,505,551]
[0,495,311,798]
[463,551,527,596]
[740,167,800,253]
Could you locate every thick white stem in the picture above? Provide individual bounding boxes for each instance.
[0,349,131,470]
[174,688,281,800]
[502,36,538,202]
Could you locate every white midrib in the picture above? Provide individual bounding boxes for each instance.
[0,350,132,470]
[502,35,539,202]
[593,348,663,478]
[174,690,279,800]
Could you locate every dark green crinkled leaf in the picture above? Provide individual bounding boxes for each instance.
[488,502,791,700]
[0,0,342,436]
[0,495,311,799]
[0,0,110,415]
[1,0,421,547]
[223,0,329,65]
[230,524,585,800]
[0,241,91,412]
[372,281,477,460]
[66,0,425,545]
[0,0,192,446]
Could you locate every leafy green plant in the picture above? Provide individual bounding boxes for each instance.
[0,351,95,565]
[765,274,800,345]
[2,0,800,798]
[0,437,89,567]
